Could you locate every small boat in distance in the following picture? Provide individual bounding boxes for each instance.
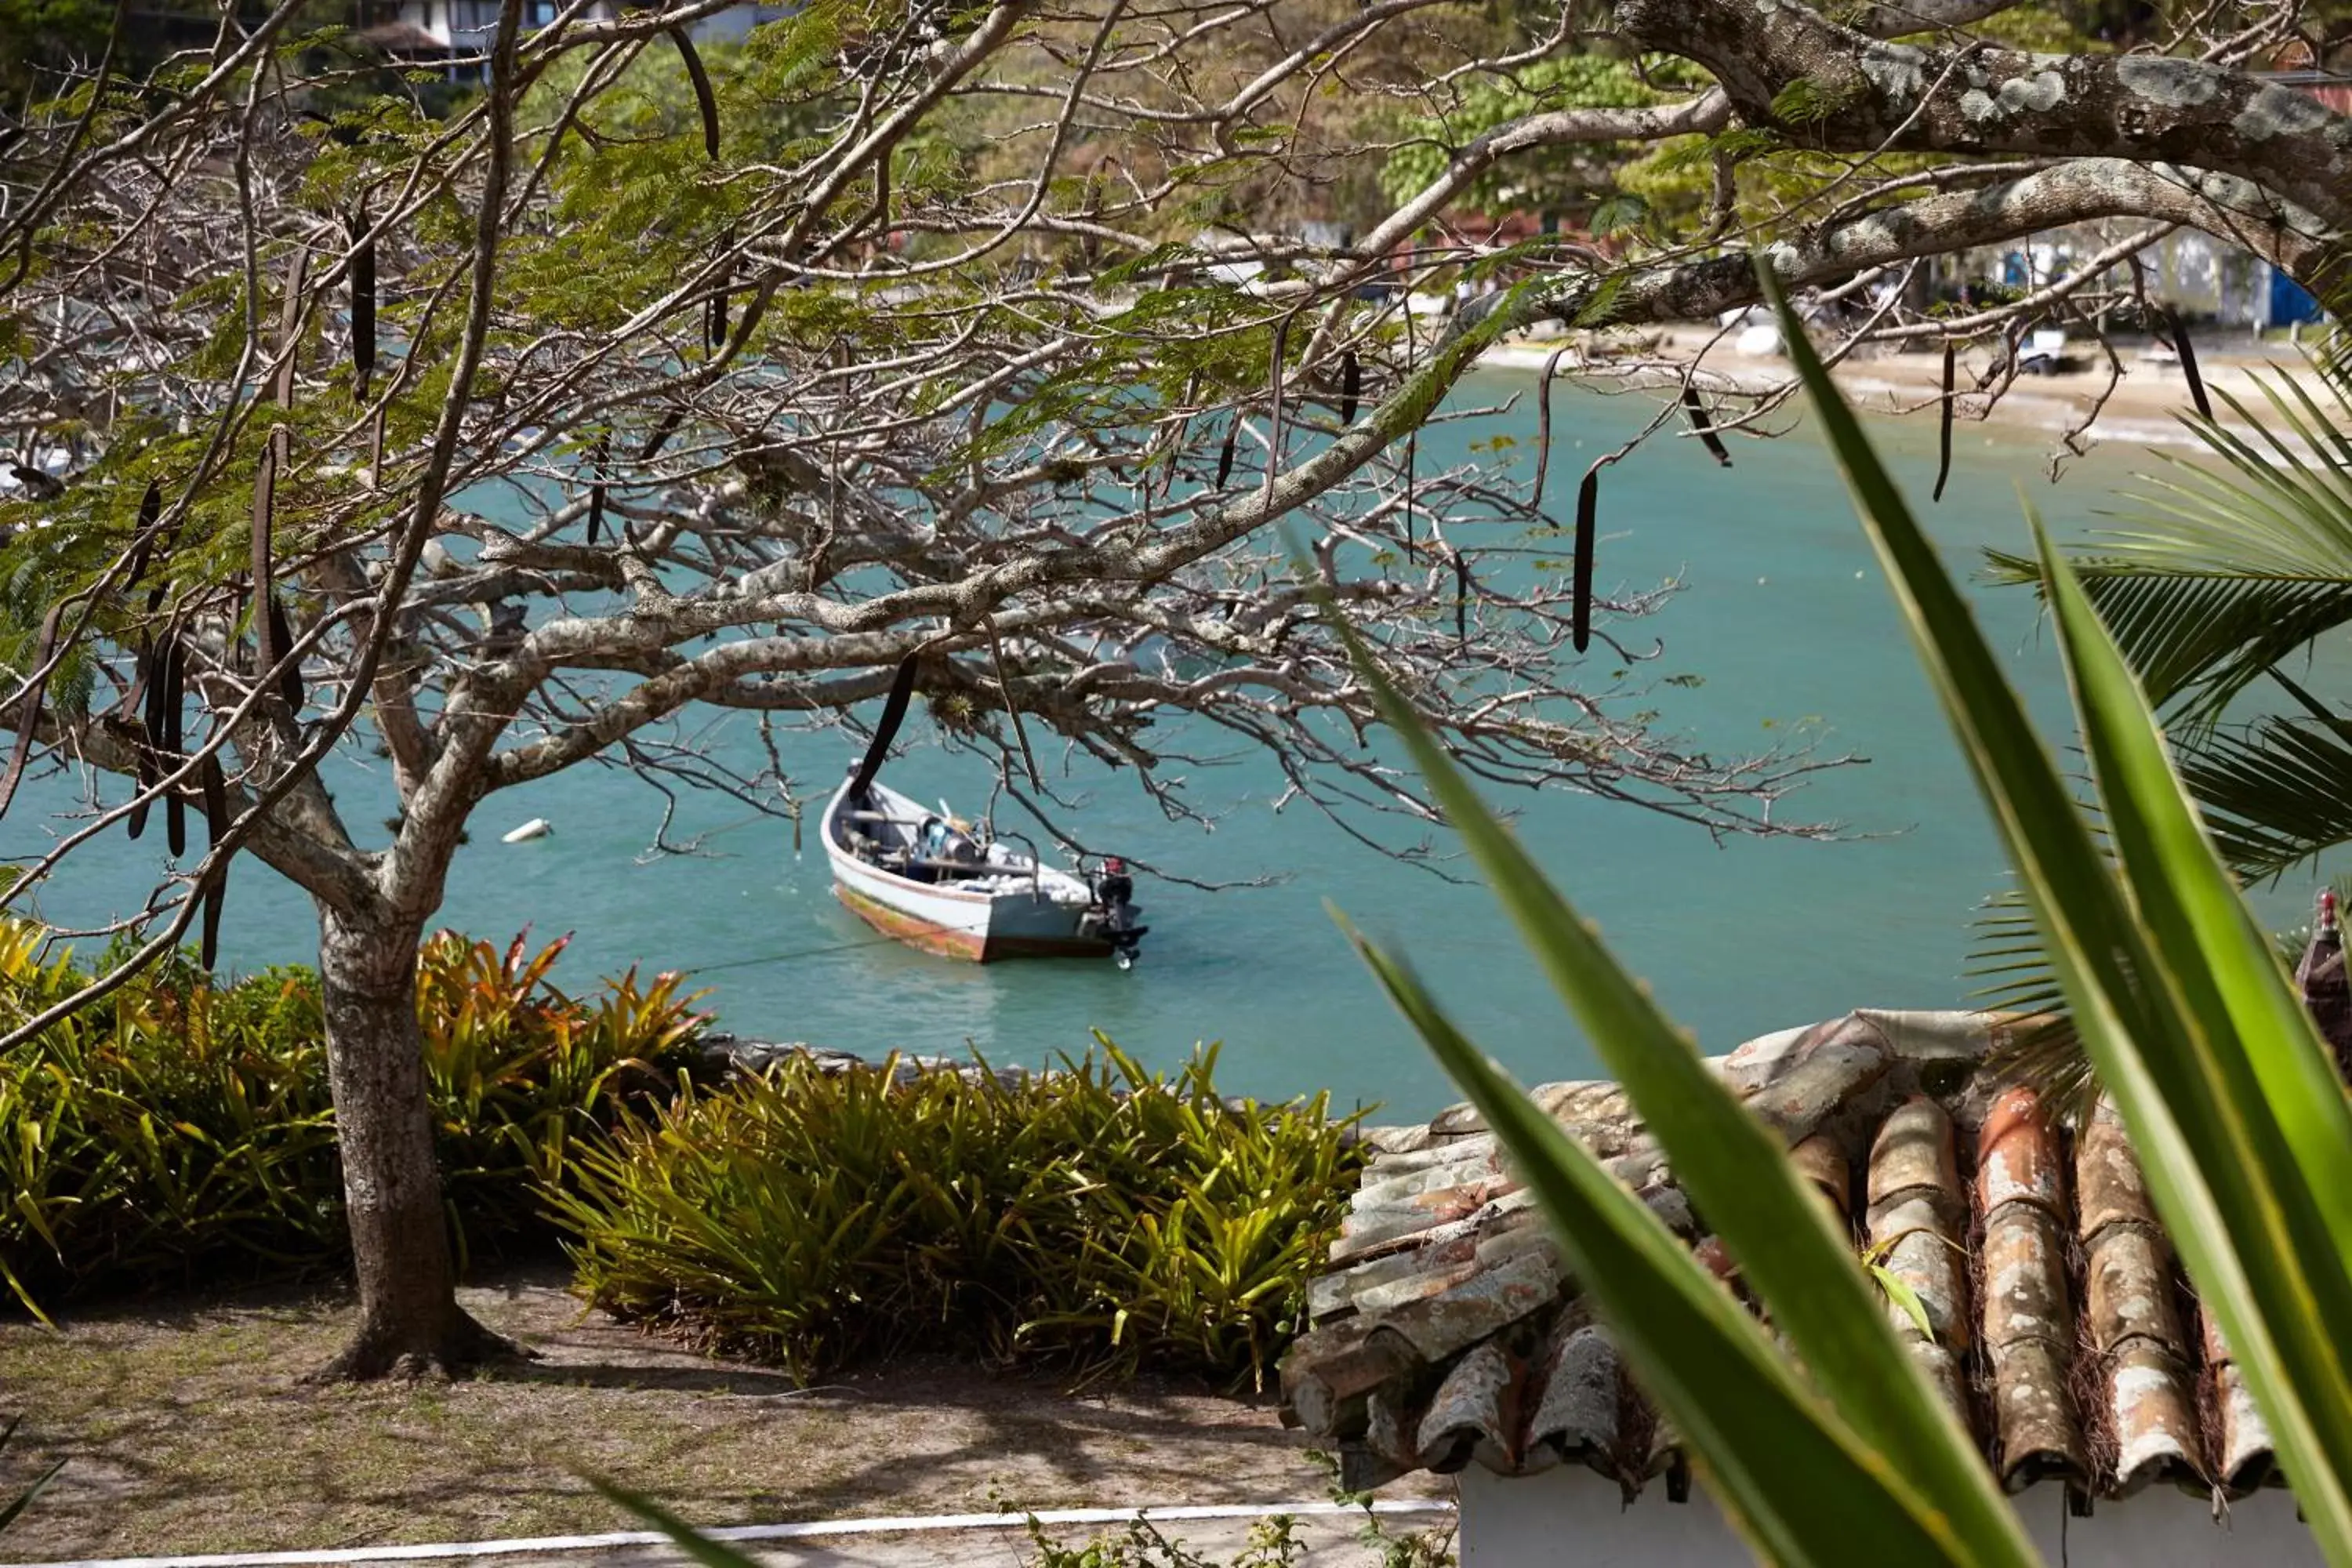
[821,655,1148,967]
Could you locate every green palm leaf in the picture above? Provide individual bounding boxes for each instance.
[1984,368,2352,724]
[1782,271,2352,1562]
[1345,933,2009,1568]
[1319,550,2039,1562]
[2176,713,2352,881]
[1974,364,2352,1109]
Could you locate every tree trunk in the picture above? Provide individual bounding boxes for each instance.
[305,906,518,1381]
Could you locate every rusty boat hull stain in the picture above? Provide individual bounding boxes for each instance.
[833,881,1112,964]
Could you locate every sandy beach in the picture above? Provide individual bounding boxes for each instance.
[1482,328,2338,455]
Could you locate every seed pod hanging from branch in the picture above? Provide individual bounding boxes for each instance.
[129,730,156,840]
[1338,350,1360,426]
[1403,429,1417,562]
[121,480,179,735]
[2166,307,2212,420]
[1401,308,1422,563]
[0,604,63,823]
[198,750,229,969]
[268,248,307,408]
[1573,467,1599,653]
[638,407,684,464]
[123,480,164,597]
[586,432,610,545]
[158,636,187,857]
[141,626,171,751]
[1214,425,1236,489]
[252,437,278,674]
[1261,315,1293,510]
[132,614,183,842]
[1933,341,1956,503]
[1160,372,1198,503]
[1679,383,1731,467]
[267,594,302,711]
[671,27,720,158]
[1533,344,1571,506]
[348,208,376,398]
[706,266,731,355]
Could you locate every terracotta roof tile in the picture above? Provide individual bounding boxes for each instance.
[1281,1009,2281,1504]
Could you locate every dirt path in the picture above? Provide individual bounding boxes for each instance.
[0,1268,1439,1562]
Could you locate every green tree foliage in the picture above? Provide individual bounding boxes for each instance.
[1377,54,1711,220]
[0,0,113,104]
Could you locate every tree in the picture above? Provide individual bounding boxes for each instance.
[5,0,2352,1380]
[0,2,1832,1377]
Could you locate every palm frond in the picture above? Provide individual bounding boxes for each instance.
[1971,884,2096,1120]
[1983,368,2352,723]
[2175,713,2352,883]
[1973,365,2352,1119]
[1983,554,2352,720]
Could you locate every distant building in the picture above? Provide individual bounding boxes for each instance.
[1926,71,2347,332]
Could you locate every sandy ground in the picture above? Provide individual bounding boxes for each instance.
[0,1267,1447,1563]
[1483,328,2336,453]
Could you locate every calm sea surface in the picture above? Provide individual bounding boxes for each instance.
[14,373,2328,1119]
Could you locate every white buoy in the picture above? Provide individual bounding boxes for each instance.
[501,818,554,844]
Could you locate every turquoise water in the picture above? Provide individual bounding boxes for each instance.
[11,376,2326,1118]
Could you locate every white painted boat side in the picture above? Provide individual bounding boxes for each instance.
[822,780,1105,958]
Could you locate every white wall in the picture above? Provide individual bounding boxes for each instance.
[1457,1464,2323,1567]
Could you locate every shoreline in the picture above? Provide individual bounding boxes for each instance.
[1479,329,2335,456]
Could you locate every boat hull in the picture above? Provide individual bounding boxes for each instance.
[824,782,1112,964]
[832,880,1111,963]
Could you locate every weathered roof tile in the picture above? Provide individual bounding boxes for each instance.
[1739,1018,1892,1144]
[1279,1010,2282,1506]
[2202,1302,2278,1491]
[1370,1243,1563,1364]
[2083,1221,2183,1357]
[2075,1098,2158,1239]
[1525,1322,1621,1472]
[1788,1133,1852,1226]
[1416,1340,1519,1474]
[2105,1341,2204,1494]
[1866,1095,1962,1215]
[1977,1086,2065,1218]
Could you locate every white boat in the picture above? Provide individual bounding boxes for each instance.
[822,776,1146,966]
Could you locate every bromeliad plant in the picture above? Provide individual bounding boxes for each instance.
[419,931,709,1264]
[552,1040,1363,1387]
[0,925,704,1316]
[1319,273,2352,1565]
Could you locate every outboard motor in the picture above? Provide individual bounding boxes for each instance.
[1087,856,1149,971]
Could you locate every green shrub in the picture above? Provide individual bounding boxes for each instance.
[553,1041,1363,1387]
[0,921,704,1316]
